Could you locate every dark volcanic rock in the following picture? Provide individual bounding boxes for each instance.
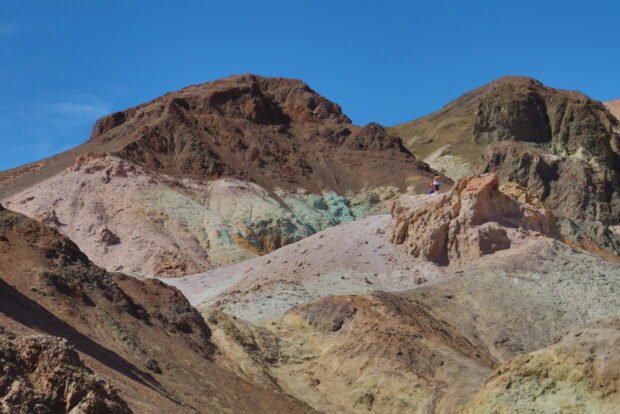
[395,76,619,172]
[478,141,620,254]
[472,77,619,169]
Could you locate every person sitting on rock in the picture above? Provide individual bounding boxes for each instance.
[428,175,441,194]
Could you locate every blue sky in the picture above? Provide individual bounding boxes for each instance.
[1,0,619,171]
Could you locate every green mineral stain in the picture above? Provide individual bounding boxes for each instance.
[218,229,233,244]
[322,192,355,221]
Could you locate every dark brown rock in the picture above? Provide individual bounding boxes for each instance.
[478,141,620,254]
[1,74,442,201]
[89,74,432,193]
[394,76,619,172]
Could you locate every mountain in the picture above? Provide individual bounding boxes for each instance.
[166,174,620,413]
[0,204,315,413]
[390,76,620,258]
[0,75,443,276]
[391,76,619,176]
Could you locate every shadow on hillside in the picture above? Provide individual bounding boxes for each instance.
[0,277,178,402]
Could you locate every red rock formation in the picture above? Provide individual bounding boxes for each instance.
[85,74,431,194]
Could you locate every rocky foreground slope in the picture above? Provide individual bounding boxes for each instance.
[166,174,620,413]
[0,204,315,413]
[391,76,620,259]
[0,331,131,413]
[0,75,442,277]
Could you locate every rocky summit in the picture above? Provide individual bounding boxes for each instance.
[2,75,620,413]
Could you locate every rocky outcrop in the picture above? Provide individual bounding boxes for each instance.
[471,77,619,169]
[479,142,618,224]
[390,173,556,265]
[0,332,131,414]
[463,316,620,413]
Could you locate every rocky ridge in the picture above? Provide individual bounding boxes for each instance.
[0,74,438,196]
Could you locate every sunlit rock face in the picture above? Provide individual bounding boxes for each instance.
[390,173,557,266]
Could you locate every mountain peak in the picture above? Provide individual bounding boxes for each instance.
[91,74,350,142]
[488,75,545,88]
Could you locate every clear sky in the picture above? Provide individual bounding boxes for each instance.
[1,0,619,171]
